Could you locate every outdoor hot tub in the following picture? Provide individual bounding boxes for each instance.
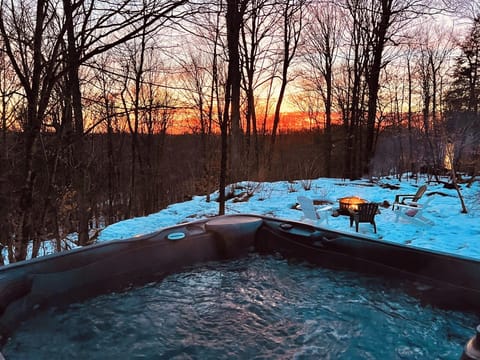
[0,214,479,358]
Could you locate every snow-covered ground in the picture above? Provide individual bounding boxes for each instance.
[97,175,480,261]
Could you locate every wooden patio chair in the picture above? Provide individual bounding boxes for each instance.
[392,184,427,210]
[349,202,379,233]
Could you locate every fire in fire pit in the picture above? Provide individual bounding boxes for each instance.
[338,196,367,213]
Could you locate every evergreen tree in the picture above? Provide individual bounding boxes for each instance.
[445,16,480,174]
[446,17,480,114]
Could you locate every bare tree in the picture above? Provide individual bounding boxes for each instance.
[342,0,370,179]
[219,0,248,215]
[0,46,19,152]
[0,44,20,264]
[269,0,305,162]
[177,49,221,199]
[177,0,227,202]
[415,25,454,175]
[302,1,343,177]
[240,0,278,172]
[91,54,122,226]
[0,0,188,258]
[0,0,66,260]
[61,0,188,246]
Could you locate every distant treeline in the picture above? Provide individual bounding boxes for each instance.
[1,125,478,264]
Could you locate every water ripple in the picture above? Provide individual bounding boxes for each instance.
[3,255,478,359]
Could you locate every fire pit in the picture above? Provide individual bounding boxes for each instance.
[338,196,367,214]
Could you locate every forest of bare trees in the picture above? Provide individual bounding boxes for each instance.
[0,0,479,263]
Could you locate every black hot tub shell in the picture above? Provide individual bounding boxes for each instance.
[0,214,479,352]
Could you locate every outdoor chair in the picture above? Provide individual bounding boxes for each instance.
[297,196,333,225]
[392,184,427,210]
[394,195,435,226]
[349,202,379,233]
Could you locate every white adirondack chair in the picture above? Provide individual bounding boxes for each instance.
[394,195,435,226]
[297,196,333,225]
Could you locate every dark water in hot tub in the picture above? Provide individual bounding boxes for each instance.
[3,255,478,359]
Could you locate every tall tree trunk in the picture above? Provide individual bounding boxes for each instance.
[219,81,230,215]
[407,55,414,175]
[219,0,247,214]
[226,0,245,180]
[14,0,48,261]
[269,0,303,169]
[365,0,392,175]
[325,64,333,178]
[64,0,90,246]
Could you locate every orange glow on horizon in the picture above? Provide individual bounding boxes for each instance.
[169,110,343,135]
